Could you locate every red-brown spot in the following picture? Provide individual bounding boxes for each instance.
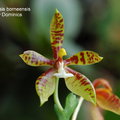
[76,73,82,80]
[85,88,89,91]
[60,24,64,28]
[91,53,94,60]
[88,89,92,91]
[51,30,63,33]
[95,58,98,61]
[55,37,61,40]
[36,81,39,84]
[85,88,92,91]
[80,79,85,83]
[80,52,86,64]
[89,93,92,95]
[37,76,41,80]
[84,82,89,86]
[81,81,87,86]
[28,56,30,60]
[80,78,89,86]
[51,39,63,45]
[59,18,63,23]
[65,56,79,65]
[54,33,64,36]
[35,61,38,65]
[55,13,60,19]
[71,56,79,64]
[88,54,90,57]
[86,52,96,63]
[25,56,27,60]
[86,52,90,57]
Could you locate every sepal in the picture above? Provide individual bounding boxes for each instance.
[20,50,54,66]
[35,68,56,105]
[50,9,64,59]
[65,51,103,66]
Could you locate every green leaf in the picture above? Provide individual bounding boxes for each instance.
[64,93,78,117]
[54,93,78,120]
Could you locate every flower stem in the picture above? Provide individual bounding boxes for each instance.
[71,97,84,120]
[54,78,64,111]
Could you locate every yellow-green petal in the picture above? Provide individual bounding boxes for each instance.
[65,67,96,104]
[64,51,103,66]
[50,9,64,59]
[19,50,54,66]
[35,68,56,106]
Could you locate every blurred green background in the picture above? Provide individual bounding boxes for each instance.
[0,0,120,120]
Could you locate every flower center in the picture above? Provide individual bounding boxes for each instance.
[53,61,73,78]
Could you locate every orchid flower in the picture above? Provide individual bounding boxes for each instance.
[91,78,120,120]
[19,9,103,107]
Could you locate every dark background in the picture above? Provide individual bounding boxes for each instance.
[0,0,120,120]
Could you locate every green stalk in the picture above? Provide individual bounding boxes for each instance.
[54,78,63,111]
[54,78,78,120]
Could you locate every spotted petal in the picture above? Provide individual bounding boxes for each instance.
[50,9,64,59]
[64,67,96,104]
[64,51,103,66]
[19,50,54,66]
[93,79,120,115]
[35,68,56,106]
[96,88,120,115]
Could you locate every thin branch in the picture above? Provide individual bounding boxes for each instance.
[72,97,84,120]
